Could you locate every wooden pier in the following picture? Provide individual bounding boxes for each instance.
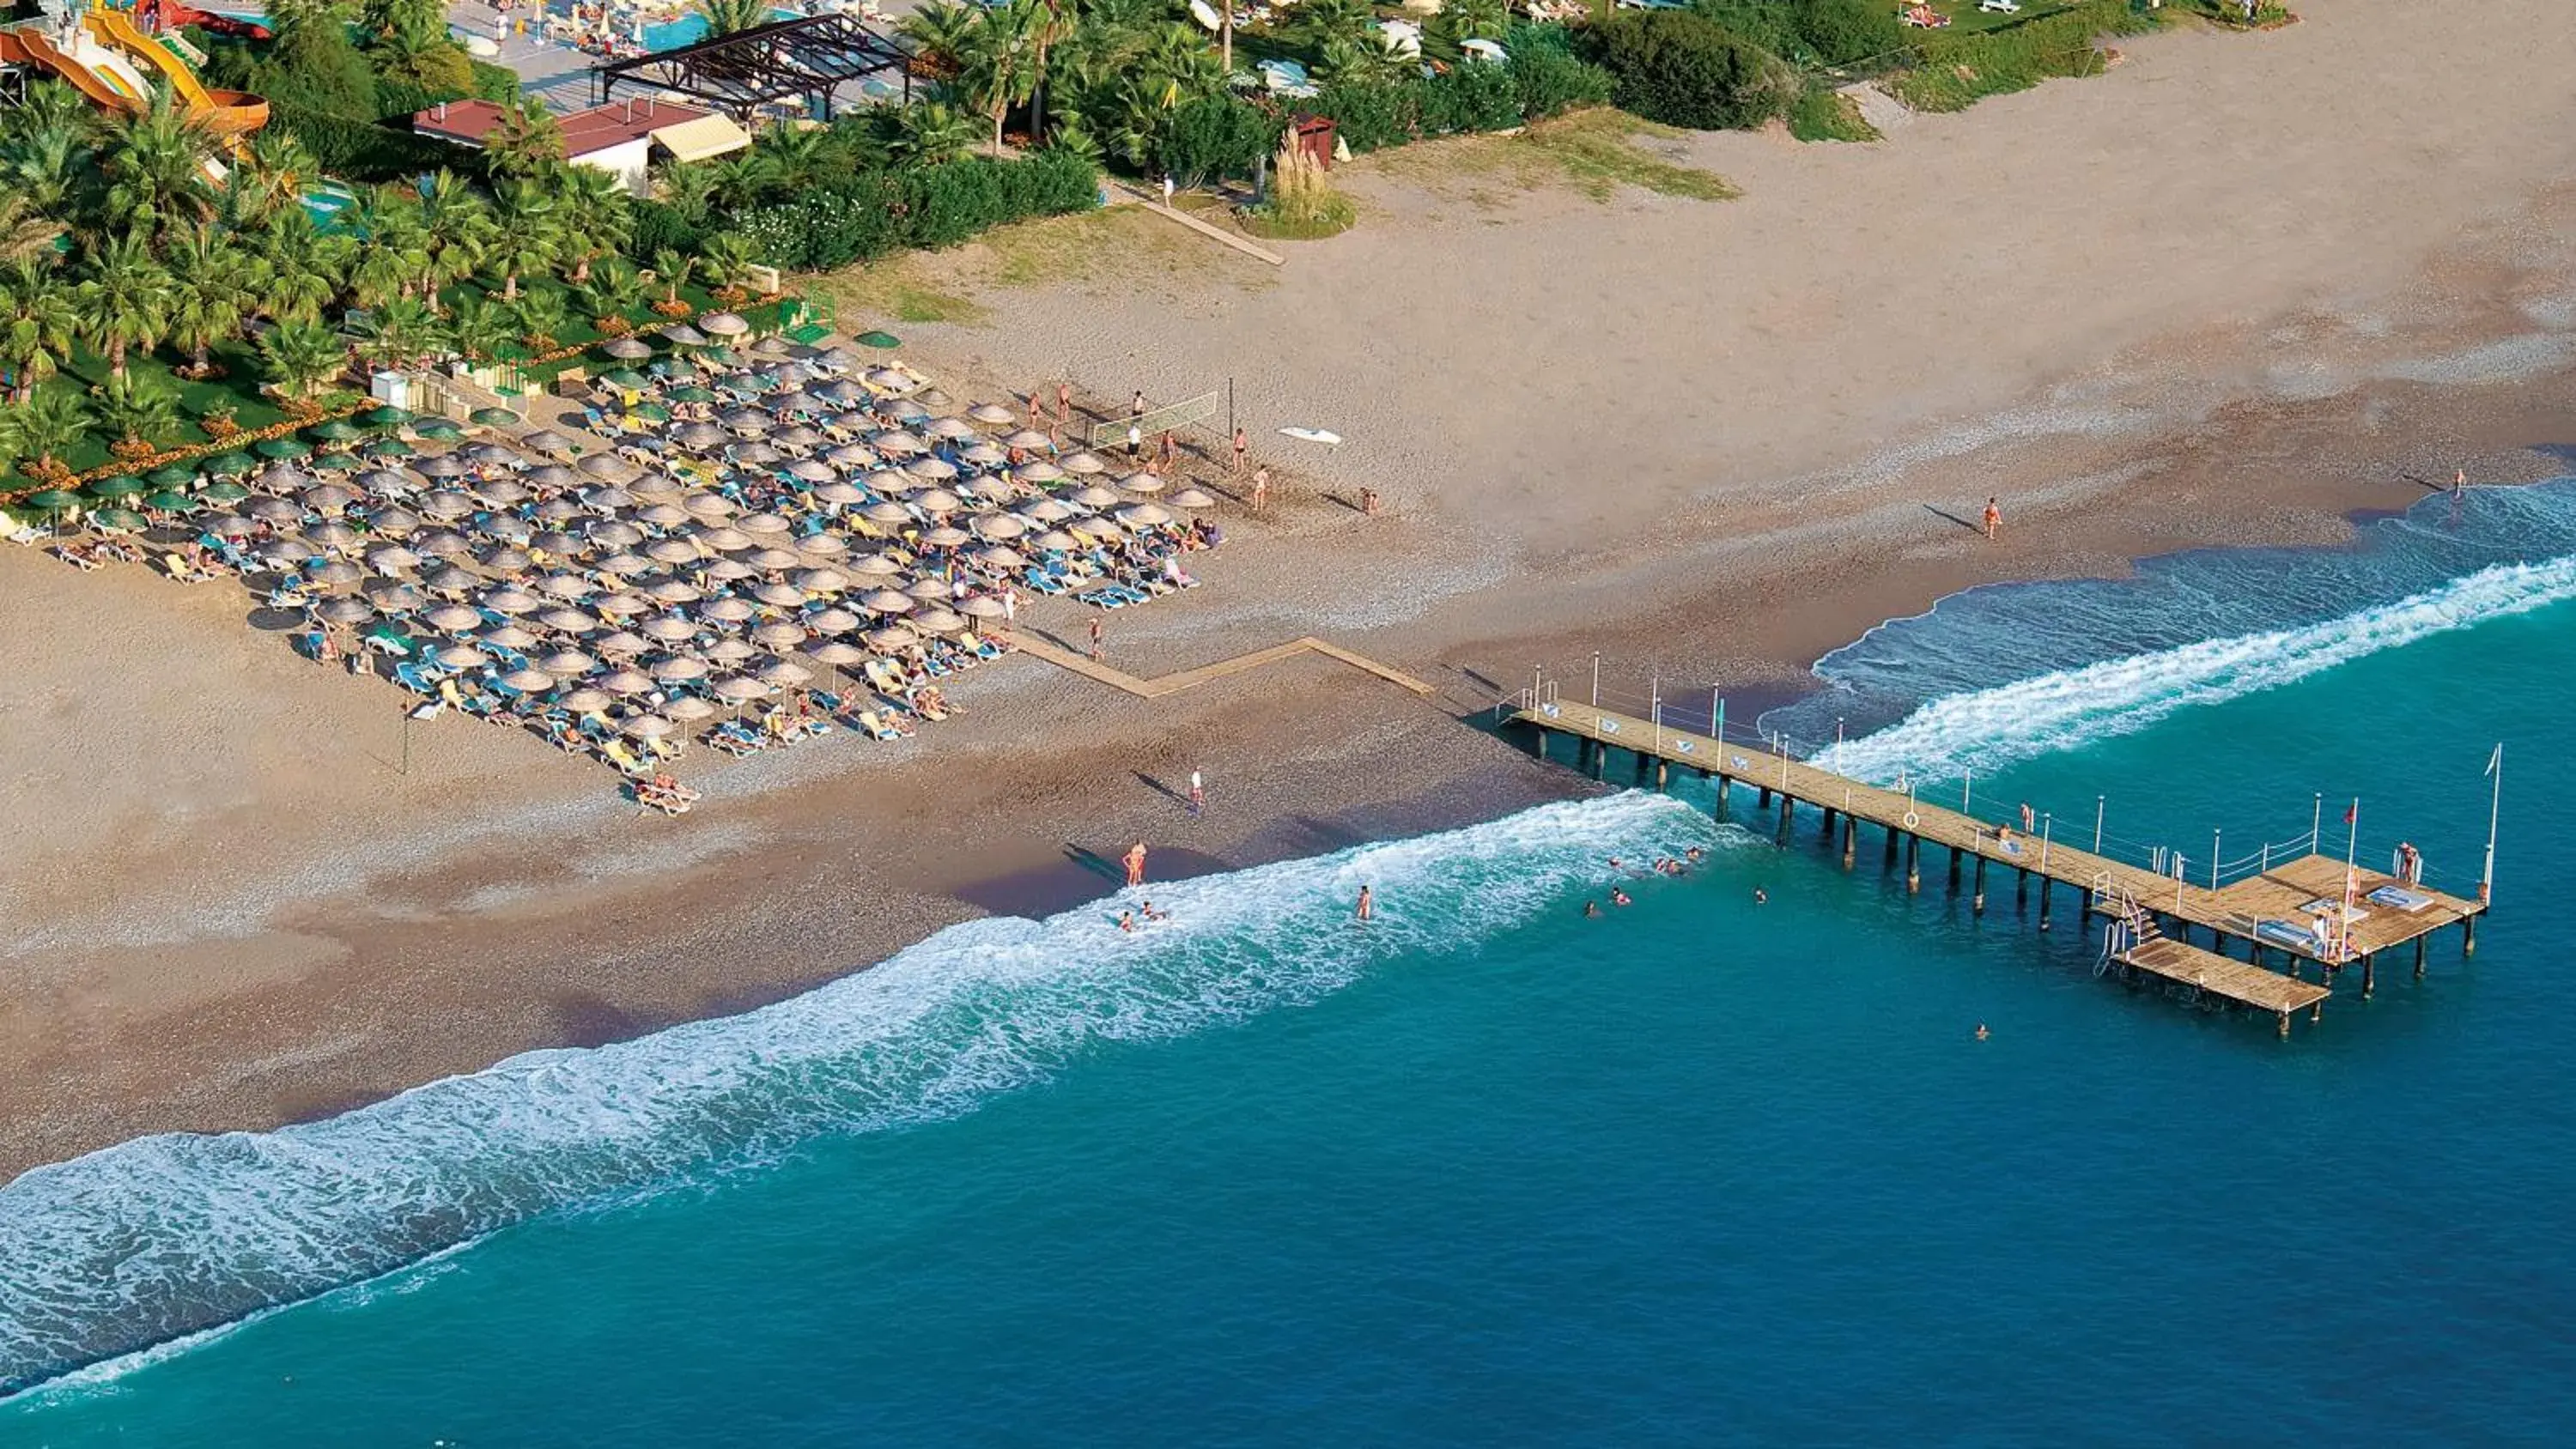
[1508,698,2486,1036]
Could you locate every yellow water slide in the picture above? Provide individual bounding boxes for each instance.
[84,5,212,110]
[0,24,131,112]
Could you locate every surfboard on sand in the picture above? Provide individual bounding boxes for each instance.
[1279,427,1342,445]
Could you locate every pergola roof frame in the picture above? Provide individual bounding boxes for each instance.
[592,15,912,121]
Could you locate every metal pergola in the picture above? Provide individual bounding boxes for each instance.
[592,15,911,123]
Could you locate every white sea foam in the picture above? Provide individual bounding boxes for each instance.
[0,792,1714,1399]
[1814,554,2576,783]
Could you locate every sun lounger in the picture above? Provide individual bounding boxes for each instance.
[393,660,443,694]
[852,709,908,742]
[49,543,104,571]
[707,720,767,756]
[2366,885,2435,912]
[3,521,41,546]
[602,739,651,775]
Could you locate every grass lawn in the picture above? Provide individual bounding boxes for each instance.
[1371,109,1739,205]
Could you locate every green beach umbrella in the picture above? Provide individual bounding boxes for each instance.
[703,347,741,367]
[91,506,148,534]
[308,450,359,471]
[412,417,464,440]
[198,479,251,502]
[469,407,520,427]
[629,402,671,422]
[600,368,648,389]
[203,452,255,477]
[309,419,363,442]
[364,405,413,429]
[144,489,194,512]
[857,330,902,349]
[255,437,310,459]
[83,475,147,501]
[145,465,196,490]
[365,437,416,458]
[24,488,81,514]
[667,385,714,403]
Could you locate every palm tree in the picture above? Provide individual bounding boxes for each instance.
[696,0,771,39]
[0,389,94,474]
[957,0,1044,155]
[165,227,266,377]
[231,130,321,230]
[351,295,447,370]
[0,194,63,264]
[446,294,517,363]
[891,102,981,167]
[92,371,185,452]
[0,258,80,403]
[416,173,495,305]
[509,288,571,351]
[255,220,347,327]
[256,319,345,398]
[485,98,565,181]
[346,191,432,308]
[752,124,829,191]
[651,249,696,308]
[652,159,720,227]
[0,112,89,223]
[104,88,221,244]
[487,180,563,300]
[1026,0,1078,141]
[708,151,781,213]
[555,165,633,285]
[578,259,648,328]
[696,232,760,293]
[898,1,981,79]
[81,234,174,381]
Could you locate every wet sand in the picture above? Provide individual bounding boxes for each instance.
[3,1,2574,1180]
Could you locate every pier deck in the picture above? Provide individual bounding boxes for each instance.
[1508,698,2485,1031]
[2113,937,2332,1016]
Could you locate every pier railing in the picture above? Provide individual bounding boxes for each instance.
[1490,662,2482,904]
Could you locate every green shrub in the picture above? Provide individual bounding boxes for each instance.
[629,199,704,260]
[1153,95,1279,186]
[1587,10,1797,130]
[467,59,524,104]
[1507,27,1617,120]
[1787,0,1905,65]
[733,152,1099,271]
[1420,58,1524,135]
[273,102,483,182]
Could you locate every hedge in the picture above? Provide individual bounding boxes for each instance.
[1300,40,1611,156]
[270,102,489,185]
[629,199,705,261]
[734,152,1101,271]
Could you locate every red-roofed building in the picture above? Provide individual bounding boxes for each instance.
[410,97,750,196]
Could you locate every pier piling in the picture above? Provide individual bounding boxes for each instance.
[2415,936,2427,979]
[1972,855,1988,915]
[1905,834,1921,894]
[1839,815,1856,869]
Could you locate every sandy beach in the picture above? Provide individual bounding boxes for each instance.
[4,0,2574,1182]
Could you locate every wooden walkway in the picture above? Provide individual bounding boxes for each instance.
[2114,937,2331,1019]
[1015,633,1432,700]
[1509,698,2483,1034]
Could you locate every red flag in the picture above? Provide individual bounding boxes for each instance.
[2343,803,2358,825]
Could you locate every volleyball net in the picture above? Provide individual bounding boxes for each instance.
[1090,390,1222,450]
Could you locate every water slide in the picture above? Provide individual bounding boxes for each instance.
[87,6,213,112]
[0,13,266,143]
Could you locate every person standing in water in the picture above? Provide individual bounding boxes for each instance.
[1357,885,1373,922]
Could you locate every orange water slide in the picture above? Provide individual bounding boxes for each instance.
[0,26,132,112]
[86,6,210,109]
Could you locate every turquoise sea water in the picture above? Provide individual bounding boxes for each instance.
[8,481,2576,1442]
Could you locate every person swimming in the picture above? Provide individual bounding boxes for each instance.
[1583,900,1602,919]
[1685,846,1704,864]
[1141,900,1168,922]
[1753,888,1768,905]
[1118,910,1136,932]
[1976,1023,1990,1041]
[1610,888,1631,906]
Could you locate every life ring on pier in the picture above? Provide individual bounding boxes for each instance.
[1903,811,1921,829]
[1600,720,1621,735]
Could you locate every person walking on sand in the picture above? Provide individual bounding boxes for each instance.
[1231,427,1249,476]
[1131,390,1148,424]
[1188,769,1204,816]
[1125,841,1149,887]
[1088,616,1104,662]
[1251,465,1271,512]
[1158,430,1178,473]
[2454,469,2467,496]
[1983,496,2002,540]
[1357,885,1373,922]
[1127,420,1144,460]
[1057,382,1073,426]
